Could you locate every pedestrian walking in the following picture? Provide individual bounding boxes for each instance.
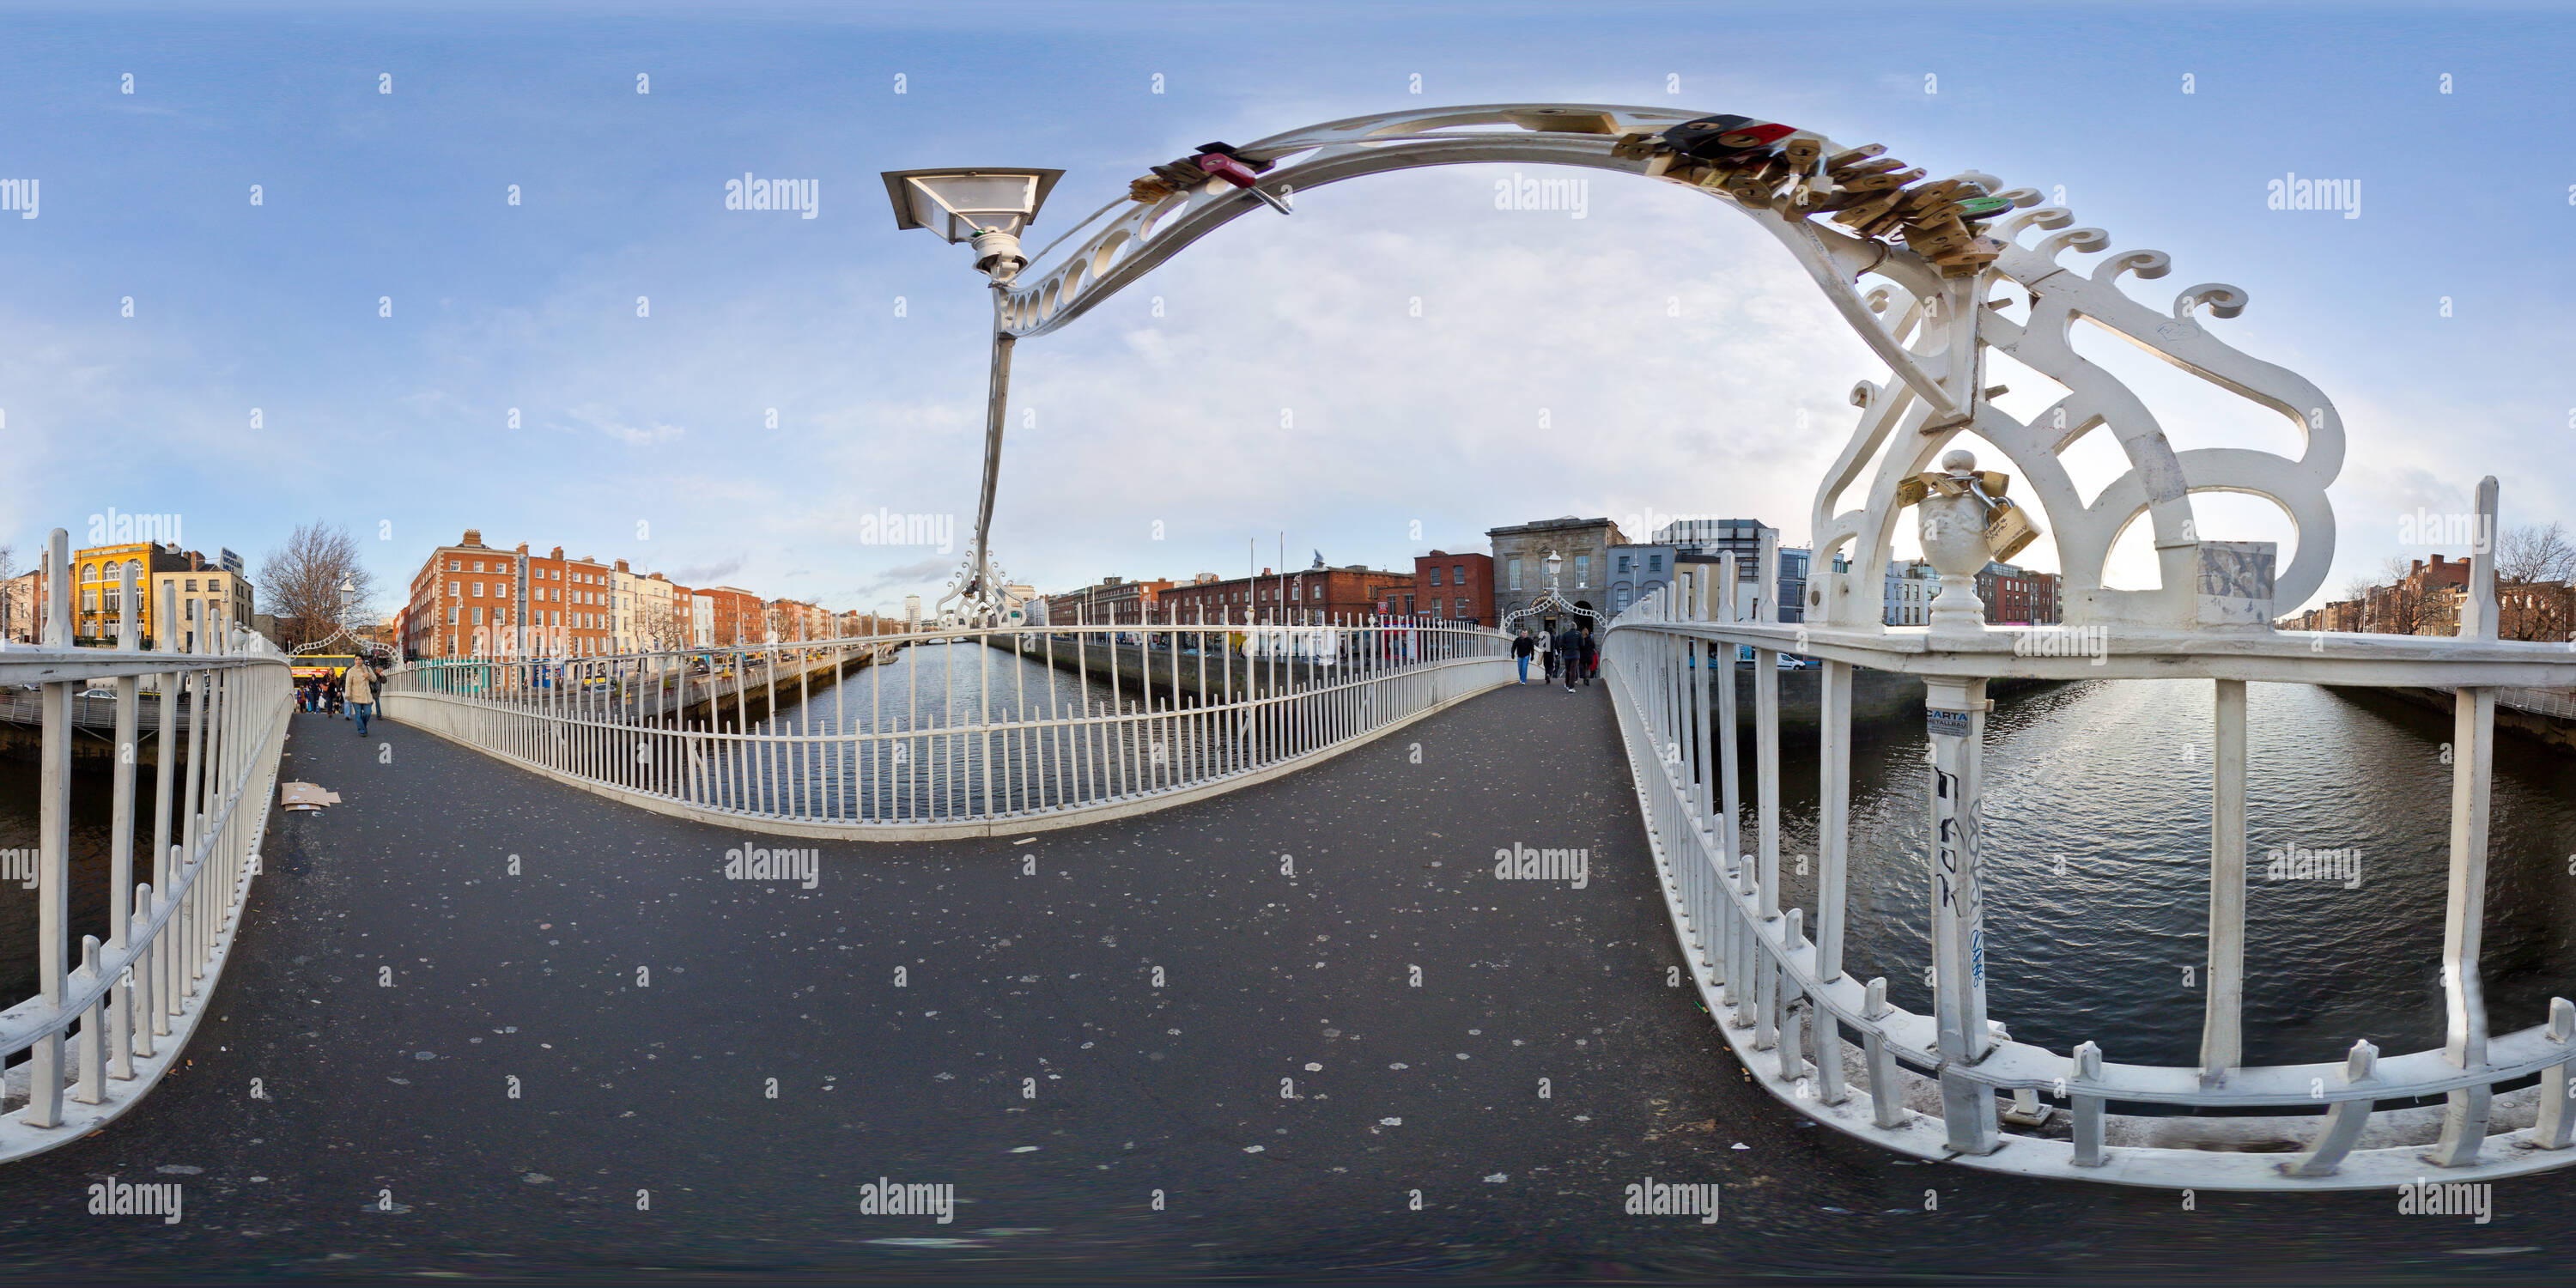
[327,673,344,717]
[1512,629,1534,683]
[1556,623,1583,693]
[1577,623,1599,687]
[345,659,379,737]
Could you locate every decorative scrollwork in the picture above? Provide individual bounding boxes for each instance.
[991,103,2341,635]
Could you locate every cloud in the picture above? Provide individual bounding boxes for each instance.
[667,554,747,585]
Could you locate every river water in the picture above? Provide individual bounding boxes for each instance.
[1779,677,2576,1072]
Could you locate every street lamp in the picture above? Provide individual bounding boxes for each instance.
[882,167,1065,625]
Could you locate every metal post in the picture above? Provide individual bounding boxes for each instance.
[23,530,72,1128]
[2432,477,2501,1167]
[1923,674,1998,1154]
[106,564,142,1079]
[2202,677,2248,1081]
[964,291,1018,617]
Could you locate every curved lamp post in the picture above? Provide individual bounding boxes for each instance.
[881,167,1065,626]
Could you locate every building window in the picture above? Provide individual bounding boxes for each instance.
[1428,567,1442,587]
[1575,556,1589,586]
[1617,555,1631,574]
[1508,557,1521,591]
[1454,564,1465,586]
[1649,555,1662,573]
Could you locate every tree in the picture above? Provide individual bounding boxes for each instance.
[2492,521,2576,641]
[257,521,377,650]
[2369,556,2421,635]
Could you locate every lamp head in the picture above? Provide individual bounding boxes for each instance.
[882,167,1065,280]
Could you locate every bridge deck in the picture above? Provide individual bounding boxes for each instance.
[0,686,2544,1277]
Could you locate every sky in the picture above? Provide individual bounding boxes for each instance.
[3,1,2572,619]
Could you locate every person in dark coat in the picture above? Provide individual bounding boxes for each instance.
[1556,623,1583,693]
[1577,623,1600,686]
[1511,629,1535,683]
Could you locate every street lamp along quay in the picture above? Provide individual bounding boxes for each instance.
[880,167,1064,626]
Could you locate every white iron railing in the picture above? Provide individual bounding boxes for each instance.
[1603,540,2576,1191]
[379,612,1512,839]
[0,532,292,1161]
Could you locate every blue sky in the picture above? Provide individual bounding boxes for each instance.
[3,1,2571,617]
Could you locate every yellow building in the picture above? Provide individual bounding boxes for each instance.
[72,544,253,649]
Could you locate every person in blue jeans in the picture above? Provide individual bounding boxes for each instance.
[344,660,378,736]
[1511,629,1534,683]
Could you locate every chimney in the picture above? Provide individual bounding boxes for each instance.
[615,559,630,573]
[550,547,564,560]
[2412,559,2425,575]
[516,542,529,555]
[1261,568,1272,576]
[463,529,483,547]
[2431,554,2445,567]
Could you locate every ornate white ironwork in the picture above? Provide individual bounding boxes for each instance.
[994,103,2341,634]
[1499,555,1601,636]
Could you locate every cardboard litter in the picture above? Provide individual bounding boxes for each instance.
[280,781,340,811]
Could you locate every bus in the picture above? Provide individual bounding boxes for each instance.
[289,654,360,681]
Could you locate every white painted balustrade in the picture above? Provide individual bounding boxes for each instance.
[1602,525,2576,1190]
[0,531,292,1162]
[379,610,1512,840]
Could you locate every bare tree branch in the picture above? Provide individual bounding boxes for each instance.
[256,521,378,649]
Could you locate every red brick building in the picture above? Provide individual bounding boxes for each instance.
[1043,576,1176,625]
[406,529,517,659]
[1976,562,2060,626]
[695,586,764,647]
[1411,550,1494,625]
[1157,564,1413,623]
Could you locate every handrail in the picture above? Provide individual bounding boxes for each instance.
[380,614,1514,838]
[1602,556,2576,1190]
[0,530,293,1163]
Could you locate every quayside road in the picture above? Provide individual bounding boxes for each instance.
[0,686,2561,1281]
